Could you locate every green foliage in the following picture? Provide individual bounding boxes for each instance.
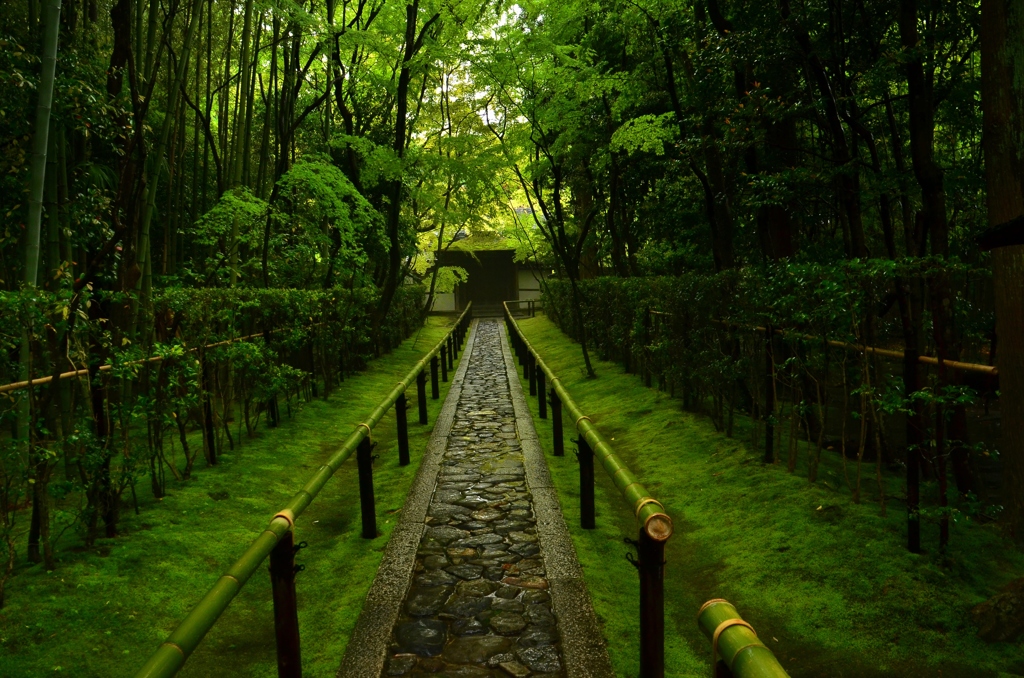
[0,316,462,676]
[609,114,677,157]
[431,266,468,293]
[273,158,386,281]
[187,188,269,285]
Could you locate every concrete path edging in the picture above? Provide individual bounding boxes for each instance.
[497,324,615,678]
[338,319,480,678]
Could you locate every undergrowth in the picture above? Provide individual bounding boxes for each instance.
[512,313,1024,678]
[0,316,462,678]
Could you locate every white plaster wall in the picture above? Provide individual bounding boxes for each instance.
[430,292,456,311]
[518,269,543,300]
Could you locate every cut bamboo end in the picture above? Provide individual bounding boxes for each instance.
[272,508,295,529]
[644,512,673,541]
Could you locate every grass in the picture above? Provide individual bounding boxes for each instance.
[0,316,464,678]
[511,313,1024,678]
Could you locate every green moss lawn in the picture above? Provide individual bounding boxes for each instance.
[0,316,463,678]
[512,313,1024,678]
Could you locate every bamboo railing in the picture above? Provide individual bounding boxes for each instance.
[503,302,672,678]
[697,599,790,677]
[133,304,472,678]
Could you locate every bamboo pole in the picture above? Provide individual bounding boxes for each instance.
[706,318,996,375]
[24,0,62,287]
[0,333,266,394]
[697,599,789,677]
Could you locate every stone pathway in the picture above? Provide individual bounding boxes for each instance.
[382,321,565,678]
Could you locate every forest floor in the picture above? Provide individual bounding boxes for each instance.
[511,313,1024,678]
[0,315,462,678]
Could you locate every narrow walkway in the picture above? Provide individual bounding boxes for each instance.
[383,321,565,677]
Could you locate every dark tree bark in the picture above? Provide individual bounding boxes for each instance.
[981,0,1024,542]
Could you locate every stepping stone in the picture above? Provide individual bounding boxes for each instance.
[444,635,513,664]
[524,604,556,626]
[395,619,447,656]
[510,543,540,557]
[518,626,558,648]
[405,586,452,617]
[419,537,447,554]
[498,660,531,678]
[490,612,528,635]
[457,579,498,597]
[453,533,505,548]
[509,531,537,544]
[452,617,488,636]
[516,645,562,673]
[447,563,484,580]
[502,575,547,590]
[415,570,457,587]
[471,508,505,522]
[426,525,470,544]
[483,566,507,581]
[441,595,492,619]
[438,482,473,490]
[493,520,531,535]
[456,496,491,509]
[487,652,516,668]
[494,586,520,600]
[385,653,417,675]
[434,489,465,504]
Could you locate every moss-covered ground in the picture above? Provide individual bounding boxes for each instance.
[512,314,1024,678]
[0,316,463,678]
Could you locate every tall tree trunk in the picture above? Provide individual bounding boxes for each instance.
[981,0,1024,542]
[377,1,440,328]
[135,0,203,322]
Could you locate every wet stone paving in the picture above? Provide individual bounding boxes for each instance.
[383,320,565,678]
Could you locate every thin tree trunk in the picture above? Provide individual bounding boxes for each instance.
[24,0,62,287]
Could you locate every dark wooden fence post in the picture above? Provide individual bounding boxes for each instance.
[431,356,440,399]
[577,435,595,529]
[764,324,775,463]
[551,390,563,456]
[644,309,653,388]
[537,370,546,419]
[638,528,665,678]
[440,347,448,382]
[307,341,318,399]
[447,335,454,370]
[417,370,429,424]
[396,393,410,466]
[357,437,377,539]
[200,355,218,464]
[529,354,537,396]
[269,529,302,678]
